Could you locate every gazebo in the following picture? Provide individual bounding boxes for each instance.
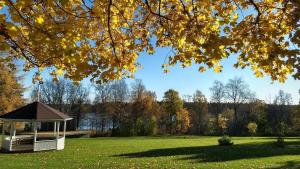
[0,102,72,152]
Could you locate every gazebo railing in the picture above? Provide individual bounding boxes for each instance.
[57,137,65,150]
[1,120,68,152]
[2,135,34,151]
[2,136,11,150]
[34,139,57,151]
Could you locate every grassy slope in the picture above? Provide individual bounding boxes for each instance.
[0,136,300,169]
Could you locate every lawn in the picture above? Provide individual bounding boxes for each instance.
[1,136,300,169]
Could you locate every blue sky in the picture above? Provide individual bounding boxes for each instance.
[21,46,300,104]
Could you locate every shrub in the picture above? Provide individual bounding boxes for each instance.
[247,122,258,136]
[218,135,234,146]
[275,137,285,148]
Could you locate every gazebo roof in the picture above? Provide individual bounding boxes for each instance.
[0,102,72,121]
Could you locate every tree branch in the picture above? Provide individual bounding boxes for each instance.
[144,0,173,21]
[249,0,261,24]
[107,0,121,65]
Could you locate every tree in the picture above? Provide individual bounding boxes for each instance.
[247,122,258,137]
[190,90,208,134]
[292,90,300,133]
[94,82,114,134]
[31,78,89,130]
[219,108,235,135]
[130,79,161,135]
[139,91,161,135]
[176,108,191,134]
[162,89,183,134]
[210,80,226,133]
[248,99,267,134]
[0,64,24,115]
[210,81,226,105]
[31,78,67,111]
[0,1,299,83]
[130,79,146,132]
[218,114,228,135]
[109,80,129,136]
[65,83,89,129]
[225,77,254,133]
[272,90,293,137]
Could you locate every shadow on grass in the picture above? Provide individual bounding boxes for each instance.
[268,161,300,169]
[116,140,300,163]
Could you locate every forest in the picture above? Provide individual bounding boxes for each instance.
[1,64,299,138]
[29,77,300,138]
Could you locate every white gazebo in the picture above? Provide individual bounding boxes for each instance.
[0,102,72,152]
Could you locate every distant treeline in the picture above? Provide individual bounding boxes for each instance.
[30,77,300,137]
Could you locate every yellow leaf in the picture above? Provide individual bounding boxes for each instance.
[198,37,205,45]
[219,45,225,50]
[255,71,263,78]
[9,26,17,31]
[38,67,45,71]
[214,64,222,73]
[164,69,170,74]
[232,13,239,20]
[199,66,206,72]
[56,69,64,76]
[178,37,186,49]
[36,16,44,24]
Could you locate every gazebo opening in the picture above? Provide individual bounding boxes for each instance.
[0,102,72,152]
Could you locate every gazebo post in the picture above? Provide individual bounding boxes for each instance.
[13,122,16,137]
[54,121,57,135]
[1,121,4,148]
[63,120,66,138]
[56,122,60,139]
[33,121,37,143]
[9,121,13,151]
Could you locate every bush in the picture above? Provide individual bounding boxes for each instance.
[275,137,285,148]
[218,135,234,146]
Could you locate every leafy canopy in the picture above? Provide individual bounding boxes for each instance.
[0,0,299,83]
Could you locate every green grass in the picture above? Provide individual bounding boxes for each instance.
[1,136,300,169]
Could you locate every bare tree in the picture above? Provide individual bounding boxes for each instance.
[225,77,255,133]
[274,90,292,106]
[31,78,89,130]
[94,80,130,135]
[130,79,146,132]
[210,80,226,114]
[210,80,226,134]
[31,79,68,111]
[110,80,129,135]
[66,83,89,129]
[94,82,113,133]
[273,90,293,141]
[183,95,193,102]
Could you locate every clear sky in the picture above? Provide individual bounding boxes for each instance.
[21,46,300,104]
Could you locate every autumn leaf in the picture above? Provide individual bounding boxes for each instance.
[36,16,44,24]
[214,64,222,73]
[0,0,298,83]
[56,69,64,76]
[199,66,206,73]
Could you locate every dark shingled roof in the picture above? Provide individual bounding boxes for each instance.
[0,102,72,120]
